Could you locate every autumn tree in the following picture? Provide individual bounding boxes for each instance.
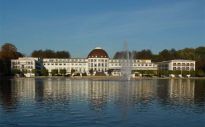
[0,43,23,76]
[0,43,23,60]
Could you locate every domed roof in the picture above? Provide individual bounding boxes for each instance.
[87,47,109,58]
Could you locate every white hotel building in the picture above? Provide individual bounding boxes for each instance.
[43,47,158,76]
[11,47,196,77]
[11,47,158,77]
[11,57,43,77]
[157,60,195,71]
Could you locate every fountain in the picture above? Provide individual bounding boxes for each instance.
[120,42,132,80]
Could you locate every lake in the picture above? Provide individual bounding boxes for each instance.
[0,78,204,127]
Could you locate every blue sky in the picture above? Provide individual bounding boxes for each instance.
[0,0,204,57]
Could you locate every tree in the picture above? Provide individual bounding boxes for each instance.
[60,69,66,76]
[51,69,58,76]
[41,68,49,76]
[195,47,205,72]
[56,51,70,58]
[113,51,133,59]
[178,48,195,60]
[0,43,23,76]
[89,69,94,75]
[31,49,71,58]
[71,68,76,75]
[0,43,23,60]
[11,69,21,75]
[107,69,113,76]
[134,49,153,59]
[196,70,205,77]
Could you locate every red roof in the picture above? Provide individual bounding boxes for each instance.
[87,47,109,58]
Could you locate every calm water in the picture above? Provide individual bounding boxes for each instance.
[0,78,204,127]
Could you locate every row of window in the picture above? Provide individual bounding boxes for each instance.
[89,63,108,67]
[110,63,154,67]
[90,55,107,58]
[12,65,33,69]
[110,60,150,63]
[47,59,86,62]
[173,63,194,66]
[44,63,87,66]
[173,67,194,71]
[89,59,108,62]
[44,63,155,67]
[90,68,107,71]
[12,61,34,65]
[45,59,150,63]
[50,68,87,72]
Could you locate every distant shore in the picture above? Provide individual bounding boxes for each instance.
[3,76,205,81]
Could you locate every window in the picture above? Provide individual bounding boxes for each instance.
[177,63,181,66]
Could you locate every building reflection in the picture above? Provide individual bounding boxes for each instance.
[168,79,195,103]
[0,78,204,112]
[88,81,108,111]
[13,78,36,100]
[157,79,205,110]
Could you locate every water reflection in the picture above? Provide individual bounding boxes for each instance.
[0,79,18,110]
[0,78,205,112]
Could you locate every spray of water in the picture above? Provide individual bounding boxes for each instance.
[120,41,132,80]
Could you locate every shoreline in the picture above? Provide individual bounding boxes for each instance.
[3,76,205,80]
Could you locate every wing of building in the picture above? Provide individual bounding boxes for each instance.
[157,60,195,71]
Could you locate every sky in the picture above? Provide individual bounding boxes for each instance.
[0,0,204,57]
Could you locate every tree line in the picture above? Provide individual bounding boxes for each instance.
[31,49,71,58]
